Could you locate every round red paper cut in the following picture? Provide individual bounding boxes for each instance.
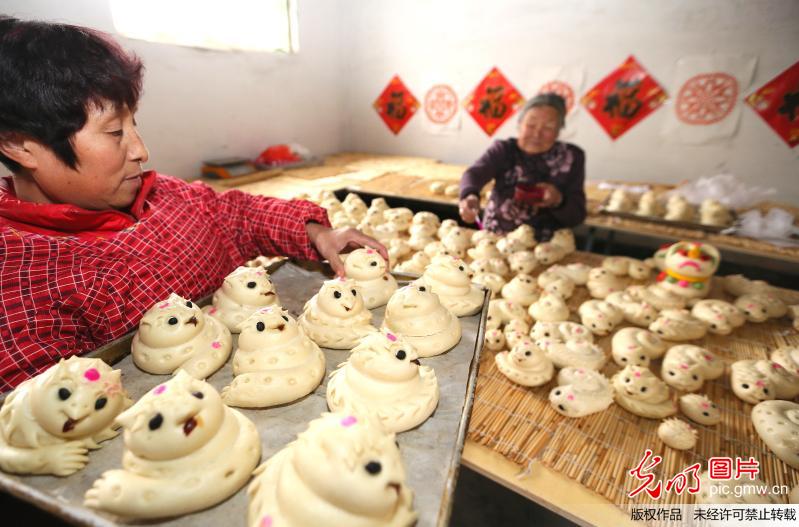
[538,80,575,113]
[676,73,738,125]
[424,84,458,124]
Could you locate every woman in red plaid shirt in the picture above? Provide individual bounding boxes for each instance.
[0,18,386,390]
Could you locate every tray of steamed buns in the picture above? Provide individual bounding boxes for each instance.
[0,247,490,526]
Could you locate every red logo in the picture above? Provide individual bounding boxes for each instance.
[676,72,738,125]
[628,449,700,499]
[424,84,458,124]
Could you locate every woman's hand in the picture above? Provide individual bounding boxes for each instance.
[306,223,388,277]
[459,194,481,224]
[536,183,563,208]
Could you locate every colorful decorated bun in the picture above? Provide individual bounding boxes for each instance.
[299,278,377,349]
[205,266,280,332]
[222,307,325,408]
[0,357,131,476]
[84,371,260,519]
[327,331,439,433]
[132,293,232,378]
[247,412,416,527]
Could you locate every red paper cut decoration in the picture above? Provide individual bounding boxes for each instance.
[676,73,738,125]
[581,55,667,140]
[424,84,458,124]
[464,67,524,136]
[538,80,576,113]
[745,60,799,147]
[373,75,419,134]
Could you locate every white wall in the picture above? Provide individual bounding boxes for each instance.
[1,0,348,179]
[339,0,799,204]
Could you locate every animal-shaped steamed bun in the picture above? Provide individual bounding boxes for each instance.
[222,307,325,408]
[649,309,707,341]
[0,357,131,476]
[299,278,378,349]
[494,342,554,387]
[751,400,799,469]
[247,412,416,527]
[528,293,570,322]
[612,365,676,419]
[327,331,439,433]
[418,255,484,316]
[605,291,659,327]
[661,345,724,392]
[500,274,540,306]
[132,293,233,379]
[549,367,613,418]
[578,300,623,336]
[382,283,462,357]
[84,371,260,519]
[690,299,745,335]
[204,266,280,332]
[730,360,799,403]
[611,327,667,367]
[344,248,398,309]
[537,339,608,371]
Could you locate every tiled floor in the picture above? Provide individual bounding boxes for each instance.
[1,465,580,526]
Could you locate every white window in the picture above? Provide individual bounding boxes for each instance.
[110,0,299,53]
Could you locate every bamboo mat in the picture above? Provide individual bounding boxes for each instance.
[467,251,799,513]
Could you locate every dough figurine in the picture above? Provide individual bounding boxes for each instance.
[611,327,666,367]
[679,394,721,426]
[722,274,775,297]
[506,224,537,250]
[700,199,733,227]
[382,284,461,357]
[601,256,653,280]
[503,318,531,348]
[528,293,570,322]
[417,256,484,317]
[605,188,635,213]
[496,236,525,257]
[664,194,695,222]
[655,241,720,301]
[486,299,531,330]
[649,309,707,341]
[393,252,430,275]
[626,284,687,311]
[132,293,233,378]
[751,400,799,469]
[84,371,261,519]
[735,293,788,322]
[383,207,413,232]
[327,331,439,433]
[247,412,416,527]
[471,229,499,245]
[471,270,506,299]
[636,190,664,217]
[586,267,630,299]
[441,227,471,255]
[538,274,575,300]
[500,274,541,307]
[437,218,458,239]
[387,239,412,267]
[495,342,554,387]
[484,329,506,351]
[605,291,659,327]
[530,321,594,343]
[543,263,591,285]
[729,360,778,405]
[299,278,378,349]
[467,239,503,261]
[657,418,697,450]
[222,307,325,408]
[689,299,745,335]
[533,241,566,265]
[537,339,608,371]
[661,345,724,392]
[578,300,624,336]
[507,250,538,275]
[204,266,280,333]
[550,229,576,254]
[344,248,398,309]
[771,346,799,378]
[0,357,131,476]
[611,365,676,419]
[549,367,613,418]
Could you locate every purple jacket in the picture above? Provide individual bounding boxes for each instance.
[460,138,586,240]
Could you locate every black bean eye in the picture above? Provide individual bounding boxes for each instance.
[192,391,204,399]
[351,289,357,296]
[621,357,628,362]
[186,301,193,308]
[710,324,717,329]
[640,356,646,360]
[742,383,749,389]
[544,332,550,337]
[282,315,289,322]
[419,286,426,292]
[365,461,382,475]
[58,387,71,401]
[370,261,378,267]
[525,351,532,356]
[591,324,596,328]
[763,388,769,394]
[692,375,699,381]
[459,265,464,271]
[625,378,631,383]
[640,387,647,392]
[669,371,675,376]
[94,397,107,410]
[558,404,566,412]
[149,413,163,431]
[168,316,178,325]
[247,281,257,289]
[395,350,407,360]
[334,291,342,299]
[702,412,709,417]
[554,390,561,396]
[256,321,266,332]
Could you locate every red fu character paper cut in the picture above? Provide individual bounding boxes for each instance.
[582,55,667,140]
[373,75,420,135]
[746,60,799,148]
[464,67,524,136]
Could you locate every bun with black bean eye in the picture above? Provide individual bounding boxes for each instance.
[148,413,163,431]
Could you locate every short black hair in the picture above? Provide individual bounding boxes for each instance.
[0,17,143,172]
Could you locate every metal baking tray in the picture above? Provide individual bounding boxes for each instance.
[0,259,488,527]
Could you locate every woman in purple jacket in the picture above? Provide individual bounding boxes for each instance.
[459,93,586,241]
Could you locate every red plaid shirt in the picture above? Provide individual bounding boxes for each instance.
[0,172,330,391]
